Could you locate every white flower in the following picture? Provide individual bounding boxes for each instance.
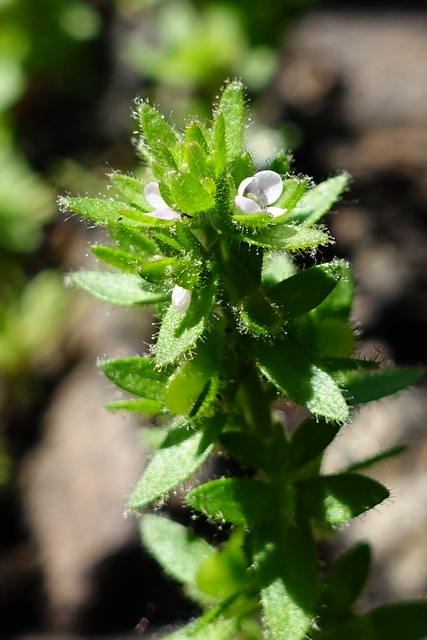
[234,170,286,218]
[144,182,180,220]
[172,285,192,313]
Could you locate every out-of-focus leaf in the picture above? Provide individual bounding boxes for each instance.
[319,543,371,623]
[140,514,214,590]
[342,368,423,405]
[128,422,214,510]
[70,271,168,305]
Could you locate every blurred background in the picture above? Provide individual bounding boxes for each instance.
[1,0,427,638]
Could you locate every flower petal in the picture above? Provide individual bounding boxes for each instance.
[253,170,283,205]
[238,176,258,197]
[172,285,192,313]
[144,182,166,209]
[146,207,180,220]
[144,182,179,219]
[266,206,287,218]
[235,195,262,215]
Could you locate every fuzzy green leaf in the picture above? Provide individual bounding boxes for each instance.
[269,262,344,318]
[162,617,238,640]
[63,197,146,227]
[108,224,158,256]
[128,423,214,509]
[252,335,349,423]
[275,177,308,211]
[289,417,341,470]
[70,271,168,305]
[216,80,245,163]
[286,173,350,226]
[297,473,389,525]
[187,478,272,524]
[156,279,216,366]
[170,173,215,214]
[101,356,167,399]
[91,246,146,274]
[213,112,227,176]
[139,102,179,167]
[254,520,317,640]
[110,173,150,211]
[234,224,329,250]
[342,367,423,405]
[140,514,214,591]
[312,262,354,320]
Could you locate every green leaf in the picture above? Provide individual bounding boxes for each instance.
[105,398,163,414]
[139,102,179,166]
[220,431,269,471]
[161,616,238,640]
[297,473,389,525]
[184,120,210,154]
[140,514,214,591]
[140,257,198,289]
[215,80,245,163]
[108,224,158,256]
[170,173,215,214]
[156,279,216,366]
[101,356,167,399]
[63,197,146,227]
[312,262,354,320]
[165,359,210,415]
[183,140,213,181]
[275,177,308,211]
[213,112,227,176]
[367,601,427,640]
[254,520,317,640]
[289,417,341,470]
[342,368,423,405]
[128,422,214,509]
[110,173,150,211]
[232,212,274,229]
[70,271,168,305]
[269,262,344,318]
[232,152,255,187]
[252,335,349,423]
[187,478,272,524]
[262,251,296,287]
[286,173,350,226]
[234,224,330,250]
[319,543,371,624]
[268,150,292,175]
[91,245,146,274]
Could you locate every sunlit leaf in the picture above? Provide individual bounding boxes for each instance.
[128,422,214,509]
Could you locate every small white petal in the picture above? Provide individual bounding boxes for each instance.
[144,182,166,208]
[172,285,192,313]
[146,207,180,220]
[144,182,179,220]
[234,195,262,214]
[238,176,258,197]
[253,170,283,205]
[266,206,287,218]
